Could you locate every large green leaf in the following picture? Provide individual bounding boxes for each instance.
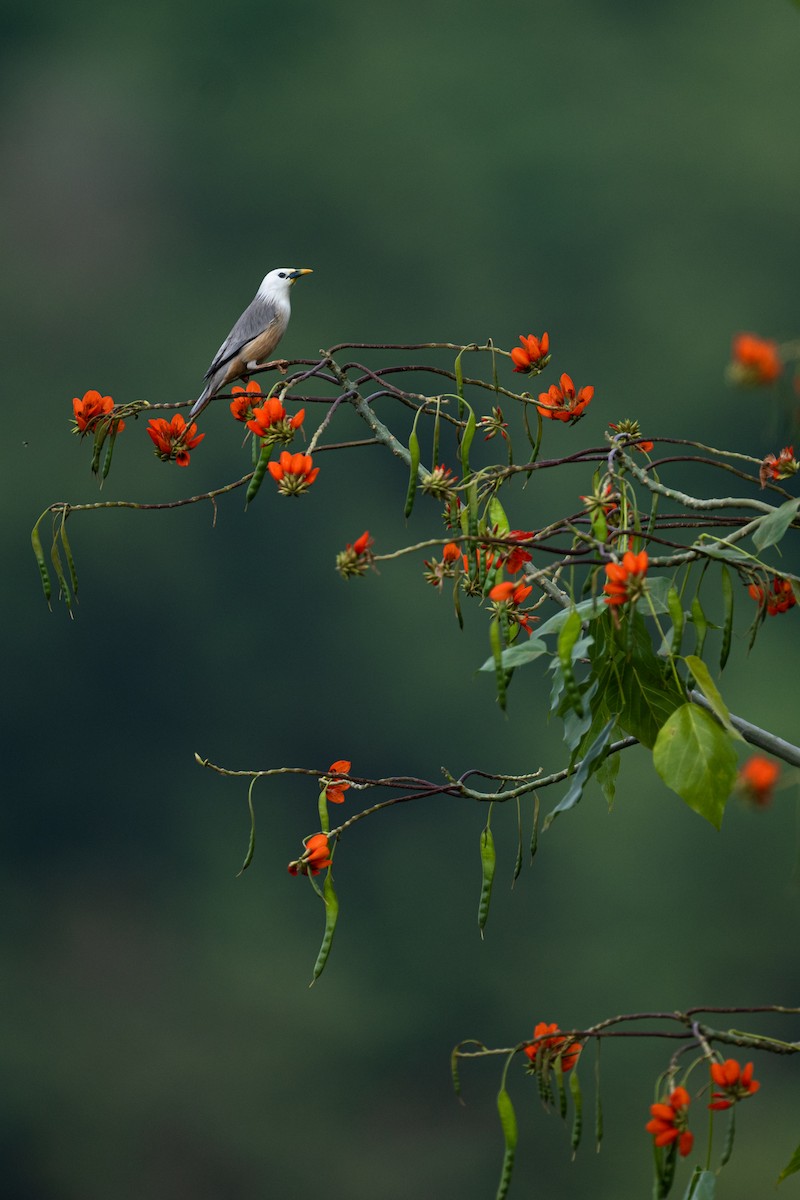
[777,1138,800,1186]
[682,1168,716,1200]
[752,497,800,551]
[653,703,738,828]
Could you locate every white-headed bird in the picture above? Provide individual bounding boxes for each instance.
[190,267,312,419]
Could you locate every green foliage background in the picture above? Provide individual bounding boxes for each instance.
[2,1,799,1196]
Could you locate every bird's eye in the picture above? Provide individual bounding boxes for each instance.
[278,272,286,279]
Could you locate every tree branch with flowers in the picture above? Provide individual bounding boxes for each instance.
[31,324,800,1197]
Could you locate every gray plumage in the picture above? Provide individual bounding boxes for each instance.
[190,267,312,420]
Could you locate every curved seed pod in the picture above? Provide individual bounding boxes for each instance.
[719,565,734,671]
[720,1106,736,1168]
[667,586,684,658]
[553,1055,567,1119]
[495,1088,518,1200]
[236,776,258,877]
[50,532,72,615]
[478,822,496,938]
[692,595,708,658]
[489,617,507,712]
[60,518,78,599]
[530,793,540,861]
[512,797,523,886]
[404,410,422,519]
[569,1068,583,1155]
[460,402,476,481]
[31,521,52,607]
[101,425,119,481]
[245,442,273,507]
[432,398,441,471]
[310,869,339,986]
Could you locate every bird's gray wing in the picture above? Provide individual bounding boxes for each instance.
[203,296,280,381]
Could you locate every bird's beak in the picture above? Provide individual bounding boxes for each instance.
[288,268,313,280]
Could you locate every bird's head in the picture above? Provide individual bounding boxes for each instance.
[258,267,313,300]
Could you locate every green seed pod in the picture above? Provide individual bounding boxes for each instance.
[691,595,708,658]
[310,869,339,986]
[478,823,496,938]
[50,532,72,615]
[31,521,52,606]
[460,402,476,481]
[719,565,733,671]
[489,617,507,712]
[719,1106,736,1168]
[404,411,422,519]
[432,399,441,472]
[667,586,684,657]
[60,519,79,599]
[530,794,540,861]
[569,1068,583,1155]
[245,442,273,507]
[495,1088,518,1200]
[236,776,258,877]
[553,1054,567,1119]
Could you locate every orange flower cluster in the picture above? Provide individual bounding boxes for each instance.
[645,1086,693,1157]
[147,413,205,467]
[603,549,649,606]
[424,530,535,600]
[737,755,780,807]
[268,450,319,495]
[730,333,782,385]
[72,390,125,435]
[524,1022,581,1073]
[287,833,332,877]
[245,394,305,444]
[229,380,266,422]
[511,332,551,375]
[324,759,352,805]
[336,531,375,579]
[748,575,796,616]
[759,445,797,488]
[537,373,594,423]
[708,1059,760,1110]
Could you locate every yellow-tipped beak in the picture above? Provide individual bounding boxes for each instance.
[289,268,313,279]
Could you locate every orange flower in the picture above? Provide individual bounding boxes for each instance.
[325,760,352,805]
[603,549,649,606]
[646,1086,694,1157]
[442,541,461,563]
[287,833,332,877]
[737,755,779,807]
[72,389,125,435]
[759,445,797,488]
[489,578,536,634]
[709,1059,760,1110]
[246,395,305,443]
[500,530,534,574]
[524,1022,581,1073]
[748,575,796,616]
[230,380,266,422]
[537,373,594,423]
[268,450,319,495]
[730,333,782,385]
[511,332,550,374]
[146,413,205,467]
[336,531,374,578]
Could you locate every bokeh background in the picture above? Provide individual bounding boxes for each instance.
[2,0,799,1196]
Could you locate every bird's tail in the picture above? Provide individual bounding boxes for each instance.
[189,380,215,421]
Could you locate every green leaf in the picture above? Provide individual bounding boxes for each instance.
[653,703,738,828]
[684,654,743,741]
[536,597,603,638]
[488,494,510,536]
[752,497,800,551]
[479,636,549,672]
[644,574,674,614]
[777,1139,800,1185]
[682,1168,716,1200]
[544,716,616,830]
[606,648,683,749]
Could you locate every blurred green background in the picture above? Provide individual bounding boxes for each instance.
[2,0,799,1196]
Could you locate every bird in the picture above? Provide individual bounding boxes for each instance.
[189,267,313,419]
